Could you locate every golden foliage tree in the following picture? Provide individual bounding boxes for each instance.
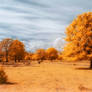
[9,40,25,62]
[31,54,39,61]
[31,49,46,64]
[57,54,62,60]
[63,12,92,68]
[0,38,13,62]
[24,52,33,60]
[0,47,4,62]
[35,49,46,60]
[46,48,58,60]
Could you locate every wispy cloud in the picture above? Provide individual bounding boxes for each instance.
[0,0,92,51]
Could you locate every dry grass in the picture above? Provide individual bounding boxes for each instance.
[0,61,92,92]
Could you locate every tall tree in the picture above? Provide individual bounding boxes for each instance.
[9,40,25,62]
[0,38,13,62]
[63,12,92,68]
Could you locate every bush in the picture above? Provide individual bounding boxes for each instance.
[0,67,8,84]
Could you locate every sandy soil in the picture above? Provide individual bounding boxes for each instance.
[0,61,92,92]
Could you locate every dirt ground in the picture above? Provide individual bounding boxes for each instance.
[0,61,92,92]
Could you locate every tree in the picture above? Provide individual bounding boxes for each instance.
[9,40,25,62]
[24,52,33,60]
[31,54,39,61]
[36,49,46,60]
[31,49,46,63]
[62,12,92,68]
[57,54,62,60]
[46,48,58,60]
[0,45,4,62]
[0,38,13,62]
[35,49,46,64]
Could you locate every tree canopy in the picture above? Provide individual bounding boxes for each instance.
[9,40,25,62]
[63,12,92,61]
[0,38,13,62]
[46,48,58,60]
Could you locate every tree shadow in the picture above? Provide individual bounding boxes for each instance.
[78,84,92,91]
[76,67,92,70]
[0,82,17,85]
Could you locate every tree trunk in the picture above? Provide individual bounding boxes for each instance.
[6,51,8,62]
[90,60,92,69]
[15,56,17,63]
[18,59,20,62]
[38,60,41,64]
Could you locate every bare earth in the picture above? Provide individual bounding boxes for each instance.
[0,61,92,92]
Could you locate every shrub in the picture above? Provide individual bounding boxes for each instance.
[0,67,8,84]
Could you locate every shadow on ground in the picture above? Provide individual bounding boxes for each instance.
[75,67,92,70]
[0,82,17,85]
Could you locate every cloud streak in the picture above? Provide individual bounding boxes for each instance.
[0,0,92,51]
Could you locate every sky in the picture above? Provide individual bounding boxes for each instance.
[0,0,92,51]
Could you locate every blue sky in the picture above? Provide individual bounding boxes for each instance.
[0,0,92,51]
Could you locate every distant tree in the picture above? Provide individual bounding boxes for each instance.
[9,40,25,62]
[25,55,31,60]
[46,48,58,60]
[36,49,46,60]
[31,49,46,63]
[31,54,39,61]
[57,54,62,60]
[24,52,33,60]
[62,12,92,68]
[0,38,13,62]
[35,49,46,64]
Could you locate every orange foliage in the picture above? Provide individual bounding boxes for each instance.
[31,49,46,60]
[57,54,62,60]
[63,12,92,61]
[46,48,58,60]
[0,38,60,62]
[35,49,46,60]
[9,40,25,62]
[24,52,33,60]
[31,54,39,60]
[0,38,13,62]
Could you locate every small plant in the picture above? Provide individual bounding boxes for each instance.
[0,67,8,84]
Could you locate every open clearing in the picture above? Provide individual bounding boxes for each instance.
[0,61,92,92]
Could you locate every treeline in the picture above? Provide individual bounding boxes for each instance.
[0,38,62,63]
[1,12,92,65]
[25,48,62,61]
